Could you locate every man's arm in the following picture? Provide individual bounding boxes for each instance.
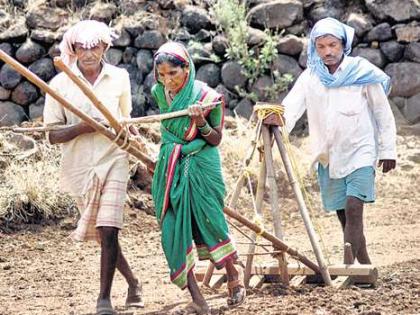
[48,122,96,144]
[366,83,397,173]
[282,72,307,133]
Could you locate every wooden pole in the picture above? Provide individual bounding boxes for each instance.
[243,158,266,287]
[261,126,284,239]
[223,206,320,273]
[272,127,332,286]
[0,49,155,169]
[228,174,247,207]
[0,125,71,133]
[120,102,220,125]
[261,125,289,285]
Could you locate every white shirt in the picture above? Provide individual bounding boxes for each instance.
[283,57,397,179]
[43,63,132,196]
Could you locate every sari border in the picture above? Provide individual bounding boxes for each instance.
[195,239,238,268]
[160,144,182,224]
[170,245,195,289]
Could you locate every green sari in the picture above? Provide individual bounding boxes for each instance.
[151,46,237,289]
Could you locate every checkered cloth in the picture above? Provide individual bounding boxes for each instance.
[71,175,127,242]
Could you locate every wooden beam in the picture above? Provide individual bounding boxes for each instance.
[211,275,227,289]
[272,127,332,286]
[332,276,353,288]
[0,49,154,169]
[249,275,265,289]
[223,206,321,274]
[196,263,377,280]
[290,275,306,287]
[244,158,267,288]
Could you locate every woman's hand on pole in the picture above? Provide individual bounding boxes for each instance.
[188,104,206,127]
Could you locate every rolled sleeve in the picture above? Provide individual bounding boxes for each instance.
[43,78,66,126]
[119,70,132,118]
[283,72,307,133]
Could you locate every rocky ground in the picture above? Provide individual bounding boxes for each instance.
[0,123,419,315]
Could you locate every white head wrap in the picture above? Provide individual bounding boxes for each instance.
[306,17,390,93]
[59,20,117,66]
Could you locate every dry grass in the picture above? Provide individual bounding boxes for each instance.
[0,133,76,230]
[221,116,317,196]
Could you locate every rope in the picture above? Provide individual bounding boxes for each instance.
[102,125,132,158]
[253,103,285,121]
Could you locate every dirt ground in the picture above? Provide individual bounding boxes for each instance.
[0,131,419,315]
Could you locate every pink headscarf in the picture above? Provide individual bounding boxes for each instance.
[153,42,191,82]
[59,20,117,66]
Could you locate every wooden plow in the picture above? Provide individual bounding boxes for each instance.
[195,104,378,289]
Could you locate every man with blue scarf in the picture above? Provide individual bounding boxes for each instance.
[282,18,397,264]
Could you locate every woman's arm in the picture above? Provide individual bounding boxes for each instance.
[189,100,223,146]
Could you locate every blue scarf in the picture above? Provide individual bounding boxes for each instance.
[307,17,391,94]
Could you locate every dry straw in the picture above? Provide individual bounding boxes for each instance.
[0,133,76,228]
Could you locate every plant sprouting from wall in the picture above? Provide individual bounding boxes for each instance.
[212,0,293,101]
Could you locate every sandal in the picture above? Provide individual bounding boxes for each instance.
[125,283,145,308]
[96,299,114,315]
[227,279,246,307]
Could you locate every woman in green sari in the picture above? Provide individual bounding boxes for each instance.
[151,42,246,314]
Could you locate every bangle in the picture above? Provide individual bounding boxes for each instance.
[197,121,212,135]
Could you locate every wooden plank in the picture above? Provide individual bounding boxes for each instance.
[249,275,265,289]
[197,263,377,277]
[332,276,353,288]
[196,263,378,287]
[211,275,226,289]
[287,264,378,277]
[290,275,306,287]
[201,263,215,287]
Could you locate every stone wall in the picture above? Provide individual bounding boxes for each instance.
[0,0,419,127]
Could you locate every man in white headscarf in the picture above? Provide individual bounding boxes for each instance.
[279,17,397,265]
[43,20,144,314]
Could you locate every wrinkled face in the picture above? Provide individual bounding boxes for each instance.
[74,42,107,72]
[156,62,189,94]
[315,34,344,67]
